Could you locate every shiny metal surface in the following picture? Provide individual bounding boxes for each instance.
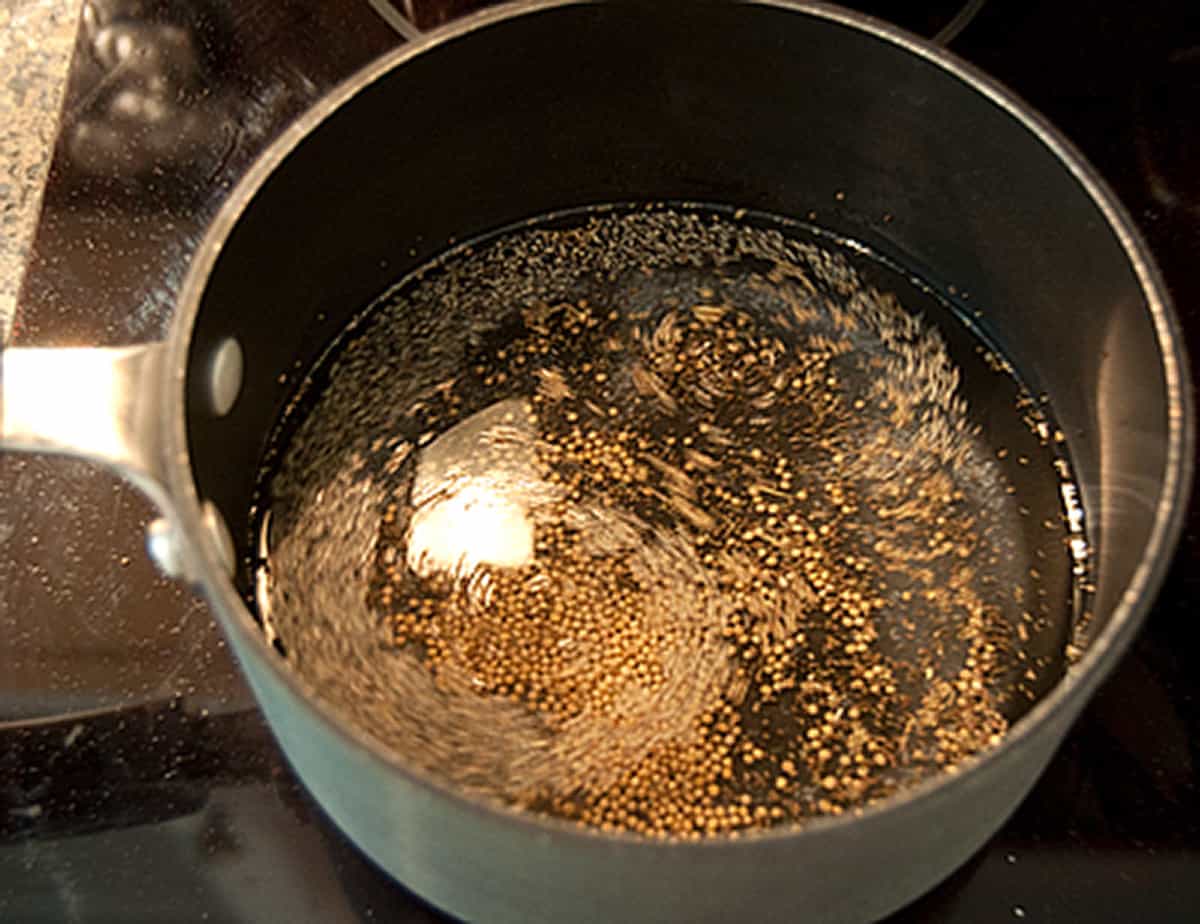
[205,336,243,418]
[2,345,170,506]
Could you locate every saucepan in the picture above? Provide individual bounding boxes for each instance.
[1,2,1192,921]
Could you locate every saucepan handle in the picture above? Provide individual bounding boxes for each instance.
[0,343,208,579]
[0,344,169,490]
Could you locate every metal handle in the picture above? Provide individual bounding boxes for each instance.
[1,343,238,582]
[0,343,205,581]
[1,344,172,504]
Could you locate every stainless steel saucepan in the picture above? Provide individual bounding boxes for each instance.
[1,2,1192,921]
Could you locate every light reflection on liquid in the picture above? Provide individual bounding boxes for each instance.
[406,398,556,583]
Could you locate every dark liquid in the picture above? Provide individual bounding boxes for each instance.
[251,206,1084,836]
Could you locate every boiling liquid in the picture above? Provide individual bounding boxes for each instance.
[253,206,1084,836]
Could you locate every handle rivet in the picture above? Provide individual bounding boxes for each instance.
[146,516,187,579]
[208,337,243,417]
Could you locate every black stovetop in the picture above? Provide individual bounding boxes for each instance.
[3,2,1198,921]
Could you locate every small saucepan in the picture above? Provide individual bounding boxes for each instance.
[1,2,1191,921]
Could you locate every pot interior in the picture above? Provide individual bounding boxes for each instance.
[185,1,1174,736]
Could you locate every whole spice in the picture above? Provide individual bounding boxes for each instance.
[260,208,1077,838]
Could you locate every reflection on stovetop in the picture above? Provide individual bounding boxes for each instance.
[2,0,1198,921]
